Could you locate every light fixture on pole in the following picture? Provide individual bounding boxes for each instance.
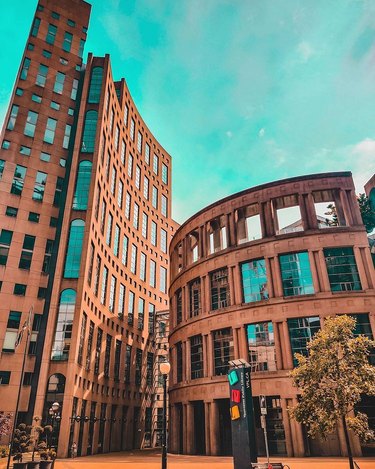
[160,361,170,469]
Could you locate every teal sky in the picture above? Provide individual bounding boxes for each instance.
[1,0,375,223]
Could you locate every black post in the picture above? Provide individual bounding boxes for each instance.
[162,373,167,469]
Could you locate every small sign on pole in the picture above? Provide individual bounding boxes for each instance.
[259,395,267,415]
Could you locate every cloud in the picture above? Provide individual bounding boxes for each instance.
[258,128,265,138]
[297,41,315,62]
[226,131,233,138]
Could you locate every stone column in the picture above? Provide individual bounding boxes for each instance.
[227,211,236,247]
[360,246,375,289]
[182,341,187,382]
[233,327,240,359]
[280,398,294,457]
[353,246,368,290]
[237,326,248,360]
[185,339,191,382]
[306,193,318,229]
[209,400,220,455]
[204,401,211,455]
[203,334,208,377]
[317,249,331,292]
[308,250,320,294]
[207,332,214,377]
[346,190,363,225]
[369,313,375,339]
[170,405,178,453]
[232,264,243,306]
[270,256,283,298]
[289,398,305,457]
[228,265,235,306]
[186,402,194,454]
[201,275,208,314]
[281,321,293,370]
[182,237,187,269]
[199,225,205,258]
[273,321,283,370]
[265,257,274,298]
[184,285,190,321]
[334,190,346,226]
[339,189,353,226]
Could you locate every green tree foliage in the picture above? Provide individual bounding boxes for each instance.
[11,423,33,462]
[325,203,339,226]
[289,315,375,469]
[0,412,12,438]
[357,193,375,233]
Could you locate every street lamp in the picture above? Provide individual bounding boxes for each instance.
[49,402,61,450]
[160,361,170,469]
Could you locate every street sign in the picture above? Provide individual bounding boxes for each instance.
[259,395,267,415]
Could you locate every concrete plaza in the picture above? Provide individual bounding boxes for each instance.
[47,450,375,469]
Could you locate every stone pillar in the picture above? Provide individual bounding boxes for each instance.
[265,257,274,298]
[170,405,178,453]
[272,199,279,234]
[209,400,220,455]
[308,250,320,294]
[204,401,211,455]
[227,211,236,247]
[233,327,240,359]
[281,321,293,370]
[306,193,318,229]
[339,189,353,226]
[186,340,191,382]
[289,398,305,457]
[353,246,368,290]
[186,402,194,454]
[317,249,331,292]
[228,265,235,306]
[264,201,276,237]
[203,334,208,377]
[201,275,208,313]
[334,190,346,226]
[280,398,294,457]
[259,202,267,238]
[360,246,375,289]
[207,332,214,377]
[199,225,205,258]
[298,193,309,231]
[270,256,283,298]
[346,190,363,225]
[237,326,248,360]
[369,313,375,338]
[182,341,187,382]
[232,264,243,305]
[182,237,187,269]
[184,285,190,321]
[273,321,283,370]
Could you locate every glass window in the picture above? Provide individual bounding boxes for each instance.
[145,143,150,164]
[118,180,123,208]
[36,64,48,87]
[148,303,155,334]
[151,221,157,246]
[28,212,40,223]
[100,266,108,305]
[15,88,24,96]
[11,165,27,195]
[43,117,57,144]
[24,110,38,137]
[140,252,146,281]
[133,203,139,229]
[51,11,60,19]
[71,78,79,100]
[138,297,145,330]
[176,289,183,324]
[146,352,153,385]
[288,316,320,366]
[7,105,19,130]
[160,266,167,293]
[2,140,10,150]
[0,229,13,266]
[20,146,31,156]
[189,278,201,317]
[162,163,168,184]
[104,334,112,377]
[124,344,132,382]
[63,124,71,149]
[161,228,167,253]
[210,268,230,310]
[135,165,141,189]
[110,167,116,195]
[88,67,103,103]
[153,154,158,174]
[142,212,148,238]
[241,259,269,303]
[32,171,47,201]
[40,151,50,162]
[63,31,73,52]
[213,328,234,376]
[81,110,97,152]
[94,328,103,375]
[128,291,135,326]
[6,206,18,218]
[152,186,158,209]
[176,342,183,382]
[42,239,54,273]
[161,195,167,216]
[190,335,203,379]
[53,176,64,206]
[135,348,142,385]
[130,118,135,141]
[137,131,142,153]
[19,234,35,269]
[78,39,85,58]
[125,192,131,219]
[42,49,51,58]
[127,153,133,177]
[46,23,57,45]
[68,19,76,27]
[280,252,314,296]
[114,224,120,257]
[122,235,128,266]
[109,275,116,312]
[50,101,60,110]
[106,212,113,246]
[143,176,149,200]
[31,17,41,37]
[72,161,92,210]
[0,372,11,385]
[130,244,137,274]
[149,260,156,287]
[53,72,65,94]
[114,339,121,381]
[63,219,85,278]
[324,247,362,292]
[20,57,31,80]
[77,313,87,365]
[247,321,276,372]
[118,283,125,318]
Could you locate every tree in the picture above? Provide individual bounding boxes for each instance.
[0,412,12,438]
[289,315,375,469]
[325,203,339,226]
[357,193,375,233]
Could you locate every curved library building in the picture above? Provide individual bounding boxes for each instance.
[168,172,375,458]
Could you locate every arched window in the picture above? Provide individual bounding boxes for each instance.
[72,160,92,210]
[81,110,97,153]
[43,373,65,448]
[51,290,76,360]
[87,67,103,104]
[63,220,85,278]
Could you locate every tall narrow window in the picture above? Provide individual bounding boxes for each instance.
[109,275,116,312]
[11,165,27,195]
[51,289,76,360]
[53,177,64,206]
[161,195,167,216]
[137,131,142,153]
[288,317,320,366]
[42,240,54,273]
[138,298,145,330]
[130,244,137,274]
[210,268,230,310]
[130,118,135,141]
[140,252,146,281]
[77,313,87,365]
[114,224,120,257]
[148,303,155,334]
[0,230,13,266]
[135,165,141,189]
[142,213,148,238]
[62,31,73,52]
[118,283,125,318]
[162,163,168,184]
[72,161,92,210]
[24,111,38,137]
[149,260,156,287]
[104,334,112,377]
[241,259,269,302]
[151,221,157,246]
[152,186,158,209]
[106,213,113,246]
[0,160,4,180]
[64,219,85,278]
[78,39,85,58]
[81,110,98,152]
[125,192,131,219]
[189,278,201,317]
[128,291,135,326]
[125,345,132,383]
[36,64,48,87]
[114,340,121,381]
[7,105,19,131]
[87,242,95,286]
[118,180,124,208]
[43,117,57,144]
[135,348,142,385]
[161,229,167,253]
[247,321,276,372]
[122,235,128,266]
[176,289,183,324]
[324,247,362,292]
[20,57,31,80]
[88,67,103,102]
[133,203,139,229]
[31,17,41,37]
[279,252,314,296]
[94,255,101,297]
[213,328,234,376]
[143,176,149,200]
[146,352,153,385]
[63,124,71,149]
[86,321,94,371]
[160,266,167,293]
[176,342,183,382]
[32,171,47,201]
[127,154,133,177]
[71,78,79,100]
[46,23,57,45]
[145,143,150,164]
[100,266,108,305]
[190,335,203,379]
[153,154,159,174]
[124,105,129,126]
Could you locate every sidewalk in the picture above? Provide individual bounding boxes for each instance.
[48,450,375,469]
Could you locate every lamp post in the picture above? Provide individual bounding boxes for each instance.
[160,361,170,469]
[48,402,61,450]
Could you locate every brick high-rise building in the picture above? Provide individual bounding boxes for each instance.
[0,0,175,457]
